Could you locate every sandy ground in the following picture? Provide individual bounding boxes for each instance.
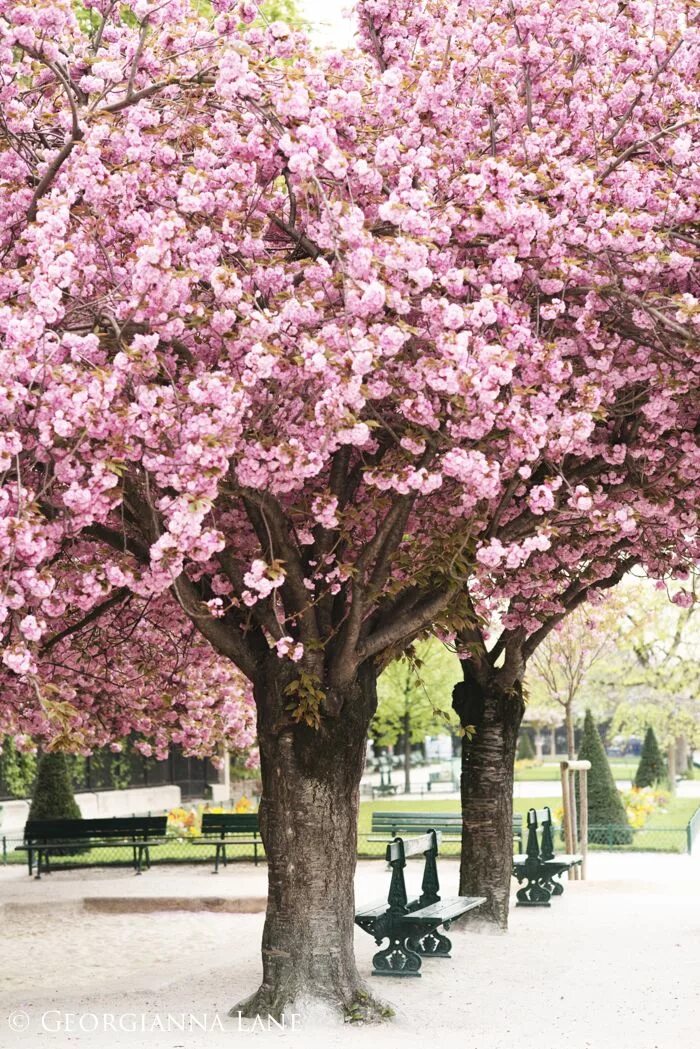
[2,853,698,1049]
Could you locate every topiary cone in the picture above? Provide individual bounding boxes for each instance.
[576,710,632,845]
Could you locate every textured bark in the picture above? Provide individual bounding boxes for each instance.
[453,666,525,929]
[232,659,388,1023]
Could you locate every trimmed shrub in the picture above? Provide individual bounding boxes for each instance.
[517,731,536,761]
[577,710,633,845]
[28,752,84,855]
[634,727,666,789]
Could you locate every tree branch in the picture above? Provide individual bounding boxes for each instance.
[40,588,131,653]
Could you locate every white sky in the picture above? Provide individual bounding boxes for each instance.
[298,0,357,48]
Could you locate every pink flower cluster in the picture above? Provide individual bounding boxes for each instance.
[0,0,697,750]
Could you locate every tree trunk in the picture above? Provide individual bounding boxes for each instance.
[233,659,388,1024]
[667,741,677,796]
[534,732,544,761]
[550,726,557,756]
[403,712,411,794]
[453,667,525,929]
[565,702,576,757]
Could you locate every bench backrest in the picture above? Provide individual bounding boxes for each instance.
[525,807,555,861]
[372,811,523,839]
[385,831,442,914]
[200,812,259,836]
[386,830,442,864]
[24,816,167,842]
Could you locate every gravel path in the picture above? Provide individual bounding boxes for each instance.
[2,853,698,1049]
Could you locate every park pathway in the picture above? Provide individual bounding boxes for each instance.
[1,851,698,1049]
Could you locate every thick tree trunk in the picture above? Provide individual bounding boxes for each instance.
[453,667,525,929]
[233,659,387,1024]
[565,702,575,757]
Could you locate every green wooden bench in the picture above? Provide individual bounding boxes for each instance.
[355,830,485,976]
[512,806,582,906]
[18,816,168,879]
[370,811,524,853]
[190,812,261,872]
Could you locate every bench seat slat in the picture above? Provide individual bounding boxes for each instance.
[355,902,391,919]
[402,896,486,922]
[189,837,260,846]
[16,840,159,851]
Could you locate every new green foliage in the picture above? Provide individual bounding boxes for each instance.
[577,709,632,845]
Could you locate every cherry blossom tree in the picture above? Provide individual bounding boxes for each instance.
[1,0,699,1018]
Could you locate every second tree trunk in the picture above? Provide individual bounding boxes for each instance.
[453,667,525,928]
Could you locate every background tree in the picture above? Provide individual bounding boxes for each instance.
[634,726,666,789]
[605,576,700,789]
[527,600,624,757]
[576,709,632,845]
[372,639,460,793]
[0,738,37,799]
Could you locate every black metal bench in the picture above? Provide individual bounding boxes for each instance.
[512,806,582,906]
[17,817,168,878]
[189,812,261,872]
[355,829,485,977]
[370,811,524,853]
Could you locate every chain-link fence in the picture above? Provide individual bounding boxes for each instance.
[1,833,263,871]
[357,822,694,857]
[3,811,697,870]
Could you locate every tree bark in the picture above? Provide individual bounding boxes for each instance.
[453,666,525,929]
[550,725,557,756]
[232,658,388,1023]
[565,702,576,757]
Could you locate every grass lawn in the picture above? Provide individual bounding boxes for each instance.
[515,759,638,782]
[356,794,699,855]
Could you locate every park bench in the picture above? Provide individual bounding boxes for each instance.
[512,806,582,906]
[427,768,456,792]
[190,812,262,872]
[370,811,524,853]
[18,816,168,879]
[371,782,398,799]
[355,830,485,976]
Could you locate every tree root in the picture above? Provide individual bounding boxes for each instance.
[230,979,393,1026]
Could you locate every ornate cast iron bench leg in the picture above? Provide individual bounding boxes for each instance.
[407,924,452,958]
[372,934,422,977]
